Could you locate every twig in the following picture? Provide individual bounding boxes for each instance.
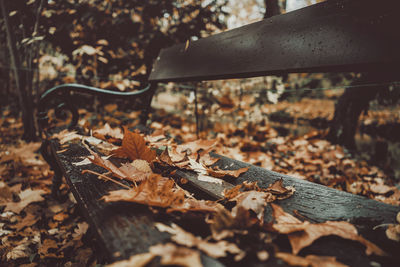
[82,169,131,190]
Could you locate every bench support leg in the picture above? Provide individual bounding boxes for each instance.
[139,82,157,125]
[40,139,63,198]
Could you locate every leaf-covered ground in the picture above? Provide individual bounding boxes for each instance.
[1,79,399,266]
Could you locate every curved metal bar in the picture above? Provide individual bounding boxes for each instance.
[39,83,152,101]
[37,83,152,131]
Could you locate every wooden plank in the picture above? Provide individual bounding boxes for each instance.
[52,141,400,265]
[149,0,400,82]
[52,141,224,266]
[170,154,400,265]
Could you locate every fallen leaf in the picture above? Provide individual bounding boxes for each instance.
[150,243,202,267]
[176,139,217,155]
[208,206,255,241]
[53,212,69,221]
[73,222,89,240]
[102,174,184,208]
[276,252,349,267]
[7,238,31,260]
[207,166,248,179]
[106,253,155,267]
[369,183,395,195]
[52,130,83,144]
[86,146,151,182]
[10,212,38,230]
[5,188,46,214]
[199,153,220,166]
[102,174,218,213]
[271,204,386,256]
[113,127,156,162]
[155,223,243,258]
[0,142,44,166]
[188,159,223,184]
[38,239,58,256]
[386,224,400,242]
[93,123,123,139]
[231,191,275,221]
[385,212,400,242]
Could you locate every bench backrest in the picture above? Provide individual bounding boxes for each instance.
[149,0,400,83]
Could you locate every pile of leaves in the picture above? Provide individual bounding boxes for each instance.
[0,112,96,266]
[1,80,400,266]
[52,124,393,266]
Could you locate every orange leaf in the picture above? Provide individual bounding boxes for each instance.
[271,204,386,256]
[113,127,156,163]
[207,166,248,179]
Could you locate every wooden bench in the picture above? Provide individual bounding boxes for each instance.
[38,0,400,265]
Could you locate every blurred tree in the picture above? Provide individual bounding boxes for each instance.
[327,72,399,150]
[0,0,43,141]
[0,0,227,139]
[40,0,228,88]
[264,0,280,18]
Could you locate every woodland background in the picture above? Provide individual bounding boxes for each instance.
[0,0,400,266]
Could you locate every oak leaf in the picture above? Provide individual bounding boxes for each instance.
[113,127,156,162]
[271,204,386,256]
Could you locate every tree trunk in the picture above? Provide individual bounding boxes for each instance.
[264,0,280,19]
[327,72,398,150]
[1,0,37,141]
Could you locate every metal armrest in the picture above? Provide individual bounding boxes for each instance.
[37,83,155,132]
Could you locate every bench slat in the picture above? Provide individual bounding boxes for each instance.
[53,141,400,264]
[52,142,224,266]
[149,0,400,83]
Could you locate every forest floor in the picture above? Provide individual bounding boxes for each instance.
[1,78,400,266]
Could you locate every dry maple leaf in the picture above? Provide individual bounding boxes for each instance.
[207,166,249,179]
[223,179,294,202]
[112,127,156,163]
[231,191,275,221]
[93,123,123,139]
[208,205,257,241]
[102,174,219,213]
[102,174,184,208]
[5,188,46,214]
[275,252,349,267]
[265,179,295,200]
[176,139,217,155]
[0,142,44,166]
[86,146,151,182]
[271,204,386,256]
[155,223,243,259]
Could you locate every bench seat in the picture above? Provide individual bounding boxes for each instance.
[50,139,400,266]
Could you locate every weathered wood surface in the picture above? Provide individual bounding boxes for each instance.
[51,141,223,266]
[149,0,400,82]
[52,141,400,266]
